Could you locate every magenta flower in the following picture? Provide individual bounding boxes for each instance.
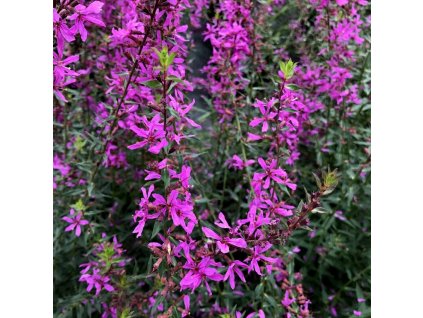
[227,155,255,170]
[264,197,294,217]
[249,99,278,132]
[173,165,192,189]
[181,295,190,317]
[239,202,271,236]
[62,209,89,237]
[152,190,197,234]
[53,9,75,54]
[145,159,167,181]
[53,154,70,176]
[224,260,248,289]
[246,310,265,318]
[53,51,79,84]
[128,114,168,154]
[334,210,347,221]
[214,212,231,229]
[133,185,160,238]
[353,310,362,316]
[255,158,296,190]
[69,1,106,41]
[245,243,277,275]
[247,132,263,142]
[202,226,247,253]
[336,0,349,6]
[79,269,114,295]
[281,290,295,307]
[180,257,224,294]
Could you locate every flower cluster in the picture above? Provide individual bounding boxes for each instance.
[53,1,105,102]
[79,234,128,297]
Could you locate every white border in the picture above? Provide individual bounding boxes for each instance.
[0,0,52,316]
[372,0,423,317]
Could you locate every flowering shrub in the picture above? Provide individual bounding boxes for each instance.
[53,0,370,317]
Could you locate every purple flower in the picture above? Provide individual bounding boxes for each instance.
[214,212,231,229]
[255,158,296,190]
[246,309,265,318]
[53,9,75,54]
[291,246,301,253]
[224,260,247,289]
[180,257,224,294]
[227,155,255,170]
[181,295,190,317]
[153,190,197,234]
[281,290,295,307]
[145,159,167,181]
[202,226,247,253]
[249,99,278,132]
[334,210,347,221]
[80,269,114,295]
[62,209,89,237]
[245,243,277,276]
[128,114,168,154]
[53,51,79,84]
[69,1,106,41]
[239,202,271,236]
[133,185,160,238]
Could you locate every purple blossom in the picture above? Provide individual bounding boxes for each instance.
[69,1,106,41]
[180,257,224,294]
[53,9,75,54]
[202,226,247,253]
[245,243,277,275]
[254,158,296,190]
[128,114,168,154]
[79,269,114,295]
[224,260,248,289]
[250,99,278,132]
[281,290,295,307]
[62,209,89,237]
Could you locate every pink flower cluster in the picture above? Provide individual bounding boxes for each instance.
[53,1,105,102]
[79,234,128,296]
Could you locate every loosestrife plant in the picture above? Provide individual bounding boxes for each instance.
[54,0,370,317]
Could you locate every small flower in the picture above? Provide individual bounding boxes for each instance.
[223,260,248,289]
[62,209,89,237]
[255,158,296,190]
[128,114,168,154]
[249,99,278,132]
[53,9,75,53]
[202,226,247,253]
[69,1,106,41]
[281,290,295,307]
[334,210,347,221]
[181,295,190,317]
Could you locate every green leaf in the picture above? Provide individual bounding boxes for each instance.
[286,83,300,91]
[71,199,87,211]
[142,80,162,89]
[312,207,329,214]
[150,220,161,240]
[279,59,297,79]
